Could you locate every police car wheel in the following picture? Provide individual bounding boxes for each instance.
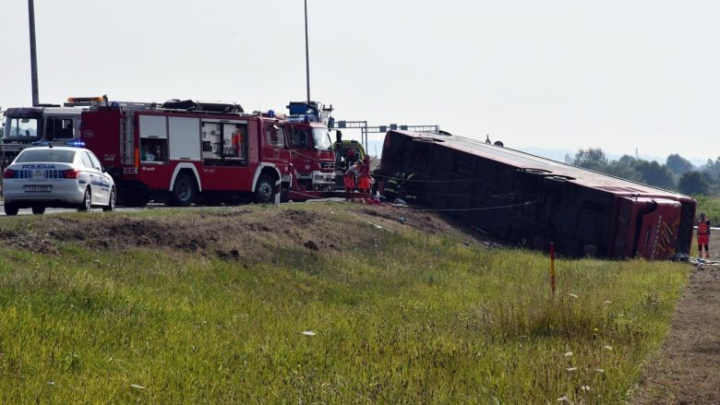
[4,203,19,216]
[103,189,116,212]
[32,206,46,215]
[78,188,92,212]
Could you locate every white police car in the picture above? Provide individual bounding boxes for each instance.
[2,146,116,215]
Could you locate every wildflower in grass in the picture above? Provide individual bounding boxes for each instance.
[603,345,613,351]
[130,384,145,390]
[580,385,590,392]
[568,293,578,299]
[301,331,316,336]
[564,351,573,357]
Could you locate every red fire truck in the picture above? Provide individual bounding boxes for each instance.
[80,99,293,206]
[283,101,336,195]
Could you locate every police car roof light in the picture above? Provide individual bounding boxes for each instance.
[66,140,86,148]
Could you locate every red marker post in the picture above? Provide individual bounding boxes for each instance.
[550,242,557,295]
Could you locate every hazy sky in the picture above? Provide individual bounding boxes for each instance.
[2,0,719,161]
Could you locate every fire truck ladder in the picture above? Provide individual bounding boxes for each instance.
[330,121,440,154]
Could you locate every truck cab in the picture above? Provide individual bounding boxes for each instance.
[285,120,335,190]
[1,106,84,168]
[283,101,336,191]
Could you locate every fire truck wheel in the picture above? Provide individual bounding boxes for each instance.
[78,188,92,212]
[32,206,46,215]
[254,174,276,204]
[103,189,117,212]
[4,203,19,216]
[171,174,197,207]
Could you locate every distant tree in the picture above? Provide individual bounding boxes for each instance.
[666,154,694,175]
[678,171,709,195]
[634,161,676,189]
[702,157,720,179]
[573,148,608,170]
[604,163,643,182]
[617,155,637,166]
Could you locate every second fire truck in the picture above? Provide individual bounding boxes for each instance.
[80,99,294,206]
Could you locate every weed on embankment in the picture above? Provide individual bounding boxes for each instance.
[0,204,688,404]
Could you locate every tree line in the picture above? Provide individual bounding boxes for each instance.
[572,148,719,196]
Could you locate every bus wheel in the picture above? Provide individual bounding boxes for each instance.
[253,174,276,204]
[170,174,197,207]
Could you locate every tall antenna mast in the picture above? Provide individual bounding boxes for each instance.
[304,0,311,103]
[28,0,40,106]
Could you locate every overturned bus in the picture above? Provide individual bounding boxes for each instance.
[376,130,696,260]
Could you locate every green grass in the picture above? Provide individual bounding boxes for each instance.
[695,195,720,225]
[0,205,688,404]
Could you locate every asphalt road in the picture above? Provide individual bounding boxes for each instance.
[0,200,159,216]
[0,199,335,217]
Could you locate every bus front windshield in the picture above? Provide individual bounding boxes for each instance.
[312,128,332,151]
[4,117,40,140]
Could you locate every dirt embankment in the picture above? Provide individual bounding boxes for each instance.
[633,240,720,404]
[0,204,485,261]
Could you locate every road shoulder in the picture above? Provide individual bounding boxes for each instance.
[633,252,720,404]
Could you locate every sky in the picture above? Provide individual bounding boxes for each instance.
[1,0,719,163]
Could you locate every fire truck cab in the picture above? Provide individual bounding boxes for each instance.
[81,100,292,206]
[1,105,84,168]
[283,101,336,192]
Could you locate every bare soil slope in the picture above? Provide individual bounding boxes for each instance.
[633,240,720,404]
[0,204,485,259]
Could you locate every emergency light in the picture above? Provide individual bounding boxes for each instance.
[66,140,86,148]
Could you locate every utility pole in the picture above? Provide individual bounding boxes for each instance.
[304,0,311,103]
[28,0,39,106]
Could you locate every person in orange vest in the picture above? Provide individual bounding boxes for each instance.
[357,157,371,196]
[698,212,711,259]
[343,169,356,193]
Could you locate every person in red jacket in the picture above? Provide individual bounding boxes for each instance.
[698,212,711,259]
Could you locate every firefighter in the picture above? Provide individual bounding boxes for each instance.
[698,212,711,259]
[344,149,358,171]
[383,172,404,201]
[403,172,420,203]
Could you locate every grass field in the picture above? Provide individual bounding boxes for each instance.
[0,204,688,404]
